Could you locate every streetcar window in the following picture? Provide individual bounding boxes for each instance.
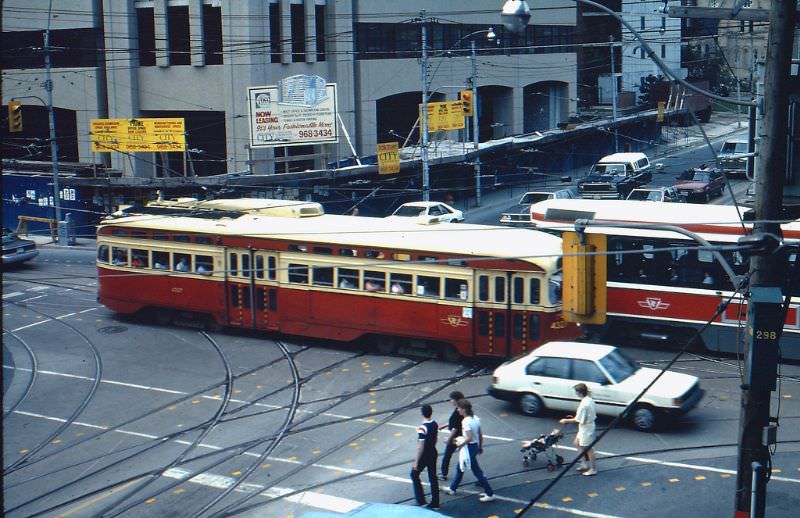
[572,360,608,384]
[364,271,386,292]
[338,268,359,289]
[529,278,541,304]
[111,247,129,266]
[242,254,251,277]
[513,314,524,339]
[173,234,190,243]
[289,244,308,252]
[152,232,168,241]
[416,275,440,298]
[494,277,506,303]
[365,250,384,259]
[152,251,169,270]
[131,249,149,268]
[174,253,191,272]
[529,315,540,341]
[195,255,213,275]
[132,231,147,239]
[255,255,264,279]
[230,286,240,307]
[229,253,238,276]
[97,245,109,263]
[477,312,489,336]
[195,236,212,245]
[112,229,126,237]
[478,275,489,301]
[339,248,358,257]
[548,276,562,304]
[288,263,309,284]
[268,256,277,280]
[444,278,468,300]
[419,255,439,262]
[241,287,251,309]
[513,277,524,304]
[313,266,334,287]
[494,312,506,337]
[393,253,411,262]
[313,246,333,255]
[390,273,412,295]
[256,288,265,311]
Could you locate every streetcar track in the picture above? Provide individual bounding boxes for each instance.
[1,328,38,419]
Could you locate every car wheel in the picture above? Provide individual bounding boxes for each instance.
[519,393,544,416]
[631,405,657,432]
[704,191,710,203]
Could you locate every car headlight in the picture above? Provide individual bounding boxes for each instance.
[693,188,706,193]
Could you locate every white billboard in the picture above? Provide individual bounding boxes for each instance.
[248,75,339,148]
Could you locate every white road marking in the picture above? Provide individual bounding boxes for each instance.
[8,307,99,332]
[19,295,46,303]
[29,286,50,292]
[3,292,24,299]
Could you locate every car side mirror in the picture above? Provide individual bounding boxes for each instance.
[560,175,571,183]
[654,163,664,170]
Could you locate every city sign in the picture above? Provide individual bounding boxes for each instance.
[90,118,185,152]
[248,75,339,147]
[377,142,400,174]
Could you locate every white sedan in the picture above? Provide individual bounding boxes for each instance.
[388,202,464,223]
[488,341,704,432]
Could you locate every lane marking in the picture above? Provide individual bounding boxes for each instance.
[29,286,50,292]
[55,478,143,518]
[19,295,46,303]
[8,307,99,332]
[3,292,24,299]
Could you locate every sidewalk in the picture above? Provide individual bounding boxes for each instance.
[462,110,748,224]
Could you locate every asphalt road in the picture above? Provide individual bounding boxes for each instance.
[3,239,800,518]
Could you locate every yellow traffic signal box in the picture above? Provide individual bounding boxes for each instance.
[8,100,23,132]
[562,231,606,324]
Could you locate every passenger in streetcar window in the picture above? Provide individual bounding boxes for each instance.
[365,279,382,292]
[391,282,406,294]
[175,256,190,272]
[702,271,715,286]
[132,255,144,268]
[112,249,128,266]
[154,260,167,270]
[339,277,355,289]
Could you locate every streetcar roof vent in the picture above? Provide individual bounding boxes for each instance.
[544,208,596,222]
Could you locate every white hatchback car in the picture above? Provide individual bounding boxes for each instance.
[488,341,704,432]
[389,202,464,223]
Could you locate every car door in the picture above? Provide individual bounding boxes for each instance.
[524,357,575,412]
[570,359,623,416]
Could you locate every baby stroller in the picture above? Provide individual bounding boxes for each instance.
[520,428,564,472]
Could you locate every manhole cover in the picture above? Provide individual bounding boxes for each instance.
[98,325,128,334]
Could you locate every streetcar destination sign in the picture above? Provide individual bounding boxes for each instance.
[248,75,339,148]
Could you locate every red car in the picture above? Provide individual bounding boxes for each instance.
[674,167,725,202]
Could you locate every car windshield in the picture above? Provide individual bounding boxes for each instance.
[721,142,748,154]
[548,275,562,304]
[519,193,551,205]
[598,348,639,383]
[592,164,626,175]
[392,206,426,217]
[691,172,711,182]
[627,190,659,201]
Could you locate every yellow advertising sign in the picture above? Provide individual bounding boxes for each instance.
[90,118,186,152]
[419,101,466,132]
[657,101,665,122]
[377,142,400,174]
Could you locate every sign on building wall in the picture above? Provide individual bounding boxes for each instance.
[377,142,400,174]
[248,75,339,148]
[90,118,185,152]
[420,101,467,132]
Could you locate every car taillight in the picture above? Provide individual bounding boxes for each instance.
[672,397,682,405]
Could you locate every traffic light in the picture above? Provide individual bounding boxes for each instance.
[562,231,606,324]
[460,89,473,116]
[8,100,23,133]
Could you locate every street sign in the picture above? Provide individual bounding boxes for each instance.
[420,101,467,132]
[377,142,400,174]
[90,118,185,152]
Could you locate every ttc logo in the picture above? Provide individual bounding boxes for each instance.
[638,297,670,311]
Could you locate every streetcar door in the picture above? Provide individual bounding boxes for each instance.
[225,249,253,328]
[508,274,537,357]
[473,272,512,357]
[253,252,280,330]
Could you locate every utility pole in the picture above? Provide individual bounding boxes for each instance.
[736,2,796,517]
[471,40,482,207]
[44,0,63,238]
[420,11,431,202]
[609,36,619,153]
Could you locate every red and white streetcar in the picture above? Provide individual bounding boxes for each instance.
[96,198,579,359]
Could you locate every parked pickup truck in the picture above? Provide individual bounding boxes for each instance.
[499,189,575,225]
[717,138,749,177]
[577,152,661,199]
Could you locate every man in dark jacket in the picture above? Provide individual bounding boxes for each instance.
[411,404,439,509]
[439,391,464,480]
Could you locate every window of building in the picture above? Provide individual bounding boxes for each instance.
[202,4,223,65]
[640,17,646,31]
[291,3,307,61]
[661,44,666,59]
[168,5,191,65]
[51,28,102,68]
[315,4,326,61]
[288,263,309,284]
[269,2,281,63]
[136,7,156,66]
[1,30,44,69]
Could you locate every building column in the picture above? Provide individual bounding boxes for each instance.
[281,0,292,64]
[190,0,204,67]
[155,0,169,67]
[305,0,317,64]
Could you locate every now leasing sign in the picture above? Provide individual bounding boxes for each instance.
[248,75,339,148]
[419,101,466,132]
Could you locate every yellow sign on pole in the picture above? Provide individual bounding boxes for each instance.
[419,101,467,132]
[657,101,665,122]
[90,118,186,152]
[377,142,400,174]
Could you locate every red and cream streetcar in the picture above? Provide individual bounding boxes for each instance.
[97,198,578,359]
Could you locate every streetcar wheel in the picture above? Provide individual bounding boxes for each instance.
[519,393,544,416]
[374,337,397,355]
[439,344,462,362]
[631,405,658,432]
